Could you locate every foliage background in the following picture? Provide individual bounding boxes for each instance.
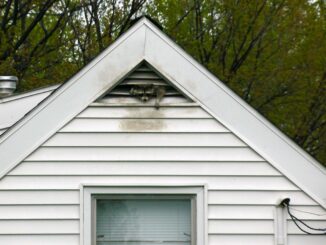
[0,0,325,166]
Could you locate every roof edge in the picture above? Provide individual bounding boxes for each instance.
[0,84,60,104]
[143,19,326,173]
[142,19,326,208]
[0,18,147,179]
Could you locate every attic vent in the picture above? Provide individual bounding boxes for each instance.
[96,63,191,105]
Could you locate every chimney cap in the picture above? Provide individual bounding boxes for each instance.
[0,76,18,97]
[0,75,18,81]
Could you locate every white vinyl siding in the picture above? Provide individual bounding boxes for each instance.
[0,104,325,245]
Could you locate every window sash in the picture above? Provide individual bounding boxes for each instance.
[93,195,195,245]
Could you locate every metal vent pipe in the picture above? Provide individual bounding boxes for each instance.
[0,76,18,97]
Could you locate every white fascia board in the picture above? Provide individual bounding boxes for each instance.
[142,19,326,208]
[0,20,146,178]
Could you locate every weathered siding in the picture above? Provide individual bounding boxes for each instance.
[1,104,325,245]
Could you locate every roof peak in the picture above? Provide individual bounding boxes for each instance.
[0,12,325,209]
[129,15,164,31]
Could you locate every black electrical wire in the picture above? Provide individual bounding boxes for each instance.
[286,205,326,235]
[282,198,326,235]
[287,206,326,231]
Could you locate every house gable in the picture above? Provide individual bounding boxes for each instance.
[0,16,325,213]
[3,99,325,244]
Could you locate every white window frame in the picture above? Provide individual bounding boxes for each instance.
[81,185,207,245]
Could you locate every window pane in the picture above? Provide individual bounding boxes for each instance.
[96,198,191,245]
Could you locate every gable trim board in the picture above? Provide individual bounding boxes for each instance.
[0,17,325,210]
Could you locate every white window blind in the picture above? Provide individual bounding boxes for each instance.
[96,197,192,245]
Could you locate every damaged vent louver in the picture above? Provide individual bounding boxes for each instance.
[97,62,191,106]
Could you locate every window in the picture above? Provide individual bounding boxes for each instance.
[95,196,193,245]
[82,186,206,245]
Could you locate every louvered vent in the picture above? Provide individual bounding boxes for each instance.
[96,62,191,105]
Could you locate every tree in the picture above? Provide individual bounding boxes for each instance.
[0,0,77,90]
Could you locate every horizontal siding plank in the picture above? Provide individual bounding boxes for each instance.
[0,235,79,245]
[60,118,229,132]
[0,220,79,234]
[288,220,326,234]
[78,106,212,118]
[208,220,274,234]
[208,205,326,220]
[169,176,297,190]
[208,205,275,220]
[208,191,316,205]
[209,235,274,245]
[91,102,198,107]
[0,176,298,191]
[288,235,326,244]
[96,96,189,104]
[26,147,263,161]
[10,161,280,176]
[208,220,326,235]
[0,205,79,219]
[44,132,246,147]
[0,191,79,205]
